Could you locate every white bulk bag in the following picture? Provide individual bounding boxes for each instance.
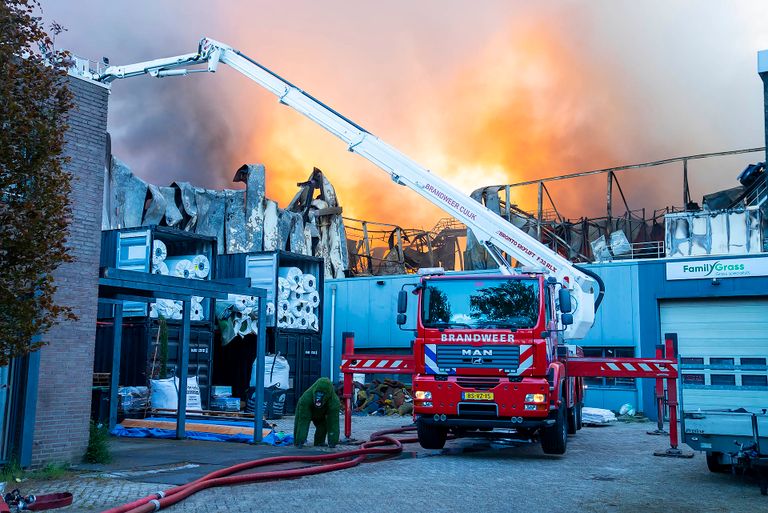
[150,376,203,411]
[251,355,290,390]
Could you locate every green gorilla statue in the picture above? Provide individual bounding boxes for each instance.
[293,377,340,448]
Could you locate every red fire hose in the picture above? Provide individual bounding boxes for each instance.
[99,426,418,513]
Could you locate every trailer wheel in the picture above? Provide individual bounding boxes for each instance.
[417,420,448,450]
[541,404,568,455]
[705,452,731,473]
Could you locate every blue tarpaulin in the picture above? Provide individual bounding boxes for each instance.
[111,424,294,446]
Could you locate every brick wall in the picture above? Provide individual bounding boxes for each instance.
[30,75,109,466]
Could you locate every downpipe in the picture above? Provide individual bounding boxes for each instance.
[99,427,417,513]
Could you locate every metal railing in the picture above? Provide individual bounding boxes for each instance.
[612,240,666,260]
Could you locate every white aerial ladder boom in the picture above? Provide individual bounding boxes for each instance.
[99,37,604,339]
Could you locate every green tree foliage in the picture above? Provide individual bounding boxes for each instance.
[469,281,539,326]
[425,286,451,323]
[0,0,74,365]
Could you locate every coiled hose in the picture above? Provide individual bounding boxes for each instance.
[99,426,417,513]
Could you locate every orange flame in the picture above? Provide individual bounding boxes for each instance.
[229,18,626,229]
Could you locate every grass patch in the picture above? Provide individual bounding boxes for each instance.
[0,461,73,483]
[84,421,112,464]
[0,460,23,484]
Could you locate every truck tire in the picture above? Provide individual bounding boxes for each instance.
[417,420,448,450]
[541,404,568,455]
[706,452,731,473]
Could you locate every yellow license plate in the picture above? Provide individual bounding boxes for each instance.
[462,392,494,401]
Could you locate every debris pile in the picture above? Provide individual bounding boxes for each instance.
[581,407,617,425]
[346,379,413,416]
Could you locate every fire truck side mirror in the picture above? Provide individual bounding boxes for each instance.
[396,313,407,325]
[397,290,408,314]
[561,313,574,326]
[558,288,573,313]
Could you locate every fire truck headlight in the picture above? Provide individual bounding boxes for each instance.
[525,393,546,403]
[415,391,432,400]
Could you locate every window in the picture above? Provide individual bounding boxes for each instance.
[710,357,735,368]
[681,357,704,366]
[710,374,736,386]
[741,358,767,368]
[742,375,768,387]
[582,347,636,388]
[682,374,705,385]
[422,278,540,329]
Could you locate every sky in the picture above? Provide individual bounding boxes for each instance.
[43,0,768,229]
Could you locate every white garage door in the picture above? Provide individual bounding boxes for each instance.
[660,298,768,411]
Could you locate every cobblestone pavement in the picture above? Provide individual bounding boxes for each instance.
[19,416,767,513]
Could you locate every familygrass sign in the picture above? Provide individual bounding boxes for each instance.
[666,257,768,281]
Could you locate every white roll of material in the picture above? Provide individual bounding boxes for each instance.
[152,240,167,264]
[229,294,248,312]
[234,316,252,336]
[300,274,317,293]
[173,259,195,279]
[307,313,319,331]
[149,303,158,318]
[244,296,257,308]
[301,302,312,316]
[266,301,276,317]
[286,314,298,329]
[192,254,210,279]
[289,299,304,318]
[291,290,303,301]
[192,296,203,305]
[277,300,290,315]
[277,277,291,300]
[278,267,303,289]
[190,303,204,321]
[152,261,169,276]
[294,315,309,329]
[304,291,320,308]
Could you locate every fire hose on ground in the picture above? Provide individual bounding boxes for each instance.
[99,426,418,513]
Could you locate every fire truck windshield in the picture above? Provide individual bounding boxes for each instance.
[421,278,540,330]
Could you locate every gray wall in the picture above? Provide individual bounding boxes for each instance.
[30,75,109,466]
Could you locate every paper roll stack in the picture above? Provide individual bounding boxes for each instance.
[276,267,320,331]
[149,242,211,321]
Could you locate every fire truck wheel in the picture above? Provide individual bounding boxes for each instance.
[417,420,448,450]
[541,403,568,455]
[705,452,731,473]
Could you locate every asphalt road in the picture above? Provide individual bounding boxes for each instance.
[27,417,766,512]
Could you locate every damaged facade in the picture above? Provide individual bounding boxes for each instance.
[103,159,349,280]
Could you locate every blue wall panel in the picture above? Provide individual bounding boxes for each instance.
[322,254,768,420]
